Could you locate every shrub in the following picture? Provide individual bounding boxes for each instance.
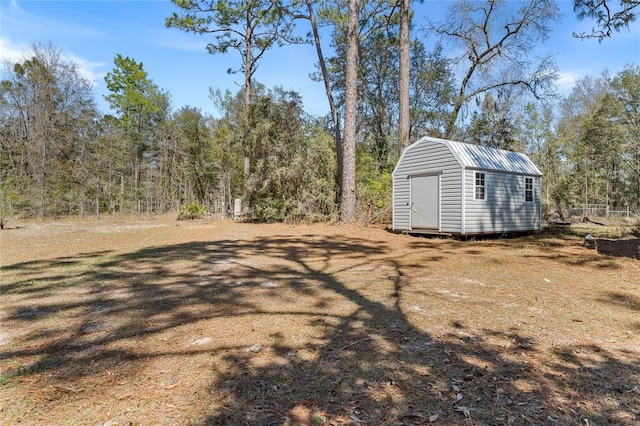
[356,151,392,225]
[177,201,207,220]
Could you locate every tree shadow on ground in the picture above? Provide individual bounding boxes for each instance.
[197,236,639,425]
[407,231,628,270]
[1,232,638,424]
[599,291,640,312]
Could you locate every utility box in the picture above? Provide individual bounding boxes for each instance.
[234,198,242,221]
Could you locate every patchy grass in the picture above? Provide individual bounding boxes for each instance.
[561,217,640,239]
[1,216,639,425]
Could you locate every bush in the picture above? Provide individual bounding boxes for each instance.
[356,151,392,225]
[177,201,207,220]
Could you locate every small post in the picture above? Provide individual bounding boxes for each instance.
[234,198,242,221]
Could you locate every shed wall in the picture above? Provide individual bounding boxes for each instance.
[393,140,462,232]
[463,169,541,234]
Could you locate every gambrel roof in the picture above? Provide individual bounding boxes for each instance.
[404,136,542,176]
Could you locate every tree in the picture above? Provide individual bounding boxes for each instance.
[407,43,455,139]
[281,0,343,192]
[166,0,303,208]
[580,92,627,208]
[554,71,640,211]
[321,2,455,221]
[398,0,410,155]
[167,0,300,111]
[463,92,518,150]
[430,0,561,139]
[174,106,218,206]
[0,42,97,217]
[104,54,169,212]
[341,0,359,223]
[351,37,454,168]
[520,102,565,210]
[556,74,609,208]
[611,66,640,209]
[104,54,165,148]
[241,87,336,221]
[210,88,247,212]
[573,0,639,40]
[357,32,401,168]
[312,0,396,221]
[93,114,128,215]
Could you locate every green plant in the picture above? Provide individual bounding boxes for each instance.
[177,201,207,220]
[356,151,392,224]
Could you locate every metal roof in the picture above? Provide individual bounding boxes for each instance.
[412,136,542,176]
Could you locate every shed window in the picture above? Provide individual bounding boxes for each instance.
[474,172,485,200]
[525,177,533,202]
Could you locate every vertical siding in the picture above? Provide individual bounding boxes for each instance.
[464,170,541,233]
[392,140,462,232]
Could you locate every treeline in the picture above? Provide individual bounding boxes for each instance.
[0,44,341,221]
[1,0,639,222]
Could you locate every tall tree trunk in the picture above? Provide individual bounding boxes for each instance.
[242,17,253,213]
[341,0,359,223]
[120,173,124,213]
[398,0,410,156]
[95,182,100,218]
[305,0,343,191]
[39,136,46,218]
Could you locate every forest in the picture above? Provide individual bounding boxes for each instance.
[1,0,639,224]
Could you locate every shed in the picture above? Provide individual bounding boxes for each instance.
[392,136,542,235]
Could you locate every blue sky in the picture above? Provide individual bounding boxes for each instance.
[1,0,639,118]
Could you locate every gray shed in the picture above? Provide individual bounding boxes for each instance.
[392,136,542,235]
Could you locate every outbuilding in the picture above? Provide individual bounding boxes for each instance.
[392,136,542,235]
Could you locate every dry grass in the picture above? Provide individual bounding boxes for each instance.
[1,216,639,425]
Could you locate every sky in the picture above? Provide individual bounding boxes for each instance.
[1,0,639,118]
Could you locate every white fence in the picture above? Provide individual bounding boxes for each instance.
[569,204,636,218]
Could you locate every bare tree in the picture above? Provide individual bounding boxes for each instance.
[0,42,97,217]
[430,0,561,139]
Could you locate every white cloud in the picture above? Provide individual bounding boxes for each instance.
[1,36,106,89]
[556,71,581,93]
[68,54,107,88]
[0,37,29,63]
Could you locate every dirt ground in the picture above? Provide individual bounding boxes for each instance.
[1,215,639,425]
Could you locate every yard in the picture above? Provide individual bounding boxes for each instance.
[1,216,639,425]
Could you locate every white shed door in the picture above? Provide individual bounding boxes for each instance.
[411,174,440,229]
